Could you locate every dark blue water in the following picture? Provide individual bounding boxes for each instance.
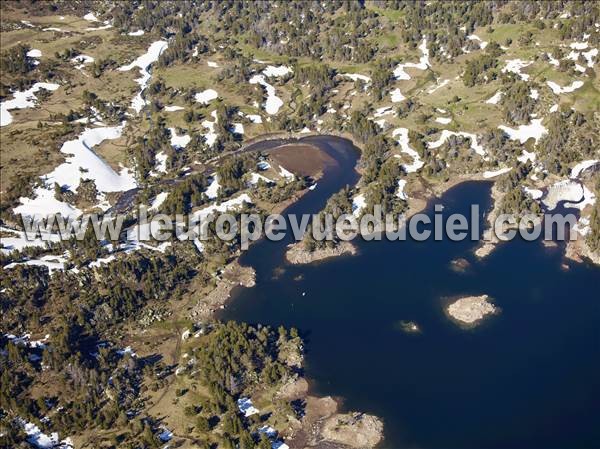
[220,136,600,449]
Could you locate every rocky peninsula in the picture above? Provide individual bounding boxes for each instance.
[286,241,358,264]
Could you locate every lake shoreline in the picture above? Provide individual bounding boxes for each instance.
[203,133,385,448]
[201,133,597,449]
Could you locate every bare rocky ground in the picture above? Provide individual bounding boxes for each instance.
[276,379,383,449]
[191,261,256,319]
[566,236,600,265]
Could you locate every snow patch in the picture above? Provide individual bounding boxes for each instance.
[5,333,49,349]
[278,165,295,180]
[517,150,536,163]
[246,114,262,123]
[427,79,449,94]
[169,128,191,149]
[483,167,512,178]
[485,91,503,104]
[467,34,488,49]
[27,48,42,58]
[0,226,62,255]
[573,217,591,236]
[582,48,598,67]
[547,53,560,66]
[72,54,94,69]
[529,89,539,100]
[194,89,218,105]
[259,426,278,438]
[250,74,284,115]
[570,41,588,50]
[83,12,99,21]
[249,172,274,185]
[149,192,169,211]
[237,397,259,417]
[117,346,137,357]
[118,40,169,113]
[390,88,405,102]
[427,130,486,157]
[86,23,112,31]
[374,119,386,129]
[89,254,117,268]
[205,176,221,199]
[5,254,67,273]
[352,194,366,217]
[257,161,271,171]
[19,419,73,449]
[154,152,168,174]
[502,59,533,81]
[262,65,292,77]
[565,185,595,210]
[1,82,60,127]
[393,38,430,80]
[523,187,543,200]
[158,428,173,442]
[392,128,424,173]
[231,123,244,134]
[498,118,547,144]
[546,80,584,94]
[396,179,408,200]
[200,110,219,147]
[14,124,136,218]
[570,160,599,178]
[343,73,372,84]
[373,106,394,117]
[543,180,584,210]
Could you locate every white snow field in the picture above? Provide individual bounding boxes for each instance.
[14,125,136,218]
[483,167,512,178]
[205,175,221,199]
[502,59,532,81]
[393,38,430,80]
[392,127,424,173]
[118,40,169,113]
[249,74,283,115]
[543,180,584,210]
[427,130,486,157]
[194,88,218,104]
[485,91,503,104]
[169,128,191,148]
[343,73,372,83]
[570,160,599,179]
[352,194,366,217]
[546,80,584,94]
[1,82,59,126]
[498,119,547,144]
[390,88,405,102]
[396,179,408,200]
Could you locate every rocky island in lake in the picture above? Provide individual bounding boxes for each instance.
[446,295,498,326]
